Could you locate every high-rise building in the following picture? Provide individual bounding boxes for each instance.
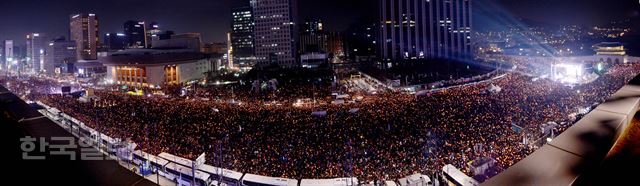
[344,22,378,62]
[146,22,161,48]
[299,19,343,59]
[124,20,147,48]
[2,40,14,69]
[13,45,26,62]
[300,19,327,54]
[152,33,202,52]
[250,0,298,67]
[26,33,48,73]
[44,37,77,76]
[231,6,256,68]
[302,19,323,34]
[301,32,341,55]
[379,0,472,65]
[70,13,99,60]
[104,33,127,51]
[150,30,175,42]
[203,42,228,54]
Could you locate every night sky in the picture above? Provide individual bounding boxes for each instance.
[0,0,637,43]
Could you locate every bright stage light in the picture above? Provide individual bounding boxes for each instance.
[552,63,586,84]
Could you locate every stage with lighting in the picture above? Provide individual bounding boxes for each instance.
[551,63,598,85]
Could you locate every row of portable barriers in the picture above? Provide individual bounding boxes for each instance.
[36,101,469,186]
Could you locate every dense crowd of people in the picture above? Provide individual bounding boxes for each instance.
[9,63,640,182]
[0,76,81,100]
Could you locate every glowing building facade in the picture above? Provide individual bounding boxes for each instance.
[104,49,220,88]
[44,38,77,76]
[231,6,256,69]
[251,0,298,67]
[593,42,625,56]
[379,0,472,65]
[2,40,14,70]
[70,13,99,60]
[26,33,47,73]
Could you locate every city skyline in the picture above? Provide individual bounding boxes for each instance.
[0,0,637,44]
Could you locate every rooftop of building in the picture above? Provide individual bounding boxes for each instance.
[593,42,624,49]
[74,61,105,68]
[0,86,156,185]
[103,48,221,66]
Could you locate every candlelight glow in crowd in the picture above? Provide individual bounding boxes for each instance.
[3,63,640,182]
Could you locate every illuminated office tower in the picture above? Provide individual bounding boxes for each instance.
[379,0,472,64]
[124,20,147,48]
[26,33,47,73]
[44,38,77,75]
[250,0,298,67]
[231,6,256,68]
[146,22,161,48]
[70,13,99,60]
[104,33,127,51]
[2,40,14,69]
